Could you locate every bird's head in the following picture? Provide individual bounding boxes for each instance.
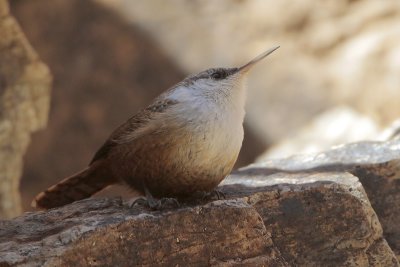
[169,46,280,107]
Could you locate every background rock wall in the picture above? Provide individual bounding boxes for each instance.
[0,0,51,218]
[98,0,400,141]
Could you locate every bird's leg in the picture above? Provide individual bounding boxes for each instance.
[129,196,147,207]
[180,189,226,205]
[158,197,180,209]
[130,186,179,210]
[202,189,226,200]
[143,187,161,209]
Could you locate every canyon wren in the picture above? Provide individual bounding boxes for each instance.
[33,46,279,209]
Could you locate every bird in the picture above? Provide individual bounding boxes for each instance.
[33,46,280,209]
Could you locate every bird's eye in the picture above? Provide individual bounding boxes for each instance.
[211,70,225,80]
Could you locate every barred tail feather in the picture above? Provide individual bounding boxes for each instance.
[32,166,114,209]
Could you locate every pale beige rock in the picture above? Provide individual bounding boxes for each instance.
[259,106,381,159]
[0,0,51,218]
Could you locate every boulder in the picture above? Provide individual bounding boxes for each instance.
[1,171,398,266]
[254,138,400,258]
[259,106,381,159]
[0,0,51,218]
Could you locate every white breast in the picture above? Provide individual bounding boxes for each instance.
[166,80,247,166]
[170,97,245,166]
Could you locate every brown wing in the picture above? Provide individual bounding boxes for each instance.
[90,98,178,164]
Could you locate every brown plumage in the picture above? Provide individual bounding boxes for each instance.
[33,98,181,209]
[33,162,114,209]
[33,47,279,209]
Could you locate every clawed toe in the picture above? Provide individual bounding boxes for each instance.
[160,197,180,207]
[150,197,180,210]
[202,189,226,200]
[129,196,180,210]
[128,197,148,208]
[213,190,226,200]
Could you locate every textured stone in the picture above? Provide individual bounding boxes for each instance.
[260,106,381,159]
[1,172,397,266]
[254,139,400,258]
[0,0,51,218]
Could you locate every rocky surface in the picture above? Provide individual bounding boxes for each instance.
[0,0,51,218]
[260,106,381,159]
[254,138,400,258]
[1,171,398,266]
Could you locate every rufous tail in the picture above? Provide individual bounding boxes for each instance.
[32,165,115,209]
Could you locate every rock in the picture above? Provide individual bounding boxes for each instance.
[0,0,51,218]
[352,161,400,262]
[380,119,400,141]
[259,106,381,159]
[1,172,398,266]
[253,138,400,258]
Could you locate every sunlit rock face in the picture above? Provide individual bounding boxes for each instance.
[258,106,381,160]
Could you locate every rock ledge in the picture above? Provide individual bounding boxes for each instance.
[1,171,398,266]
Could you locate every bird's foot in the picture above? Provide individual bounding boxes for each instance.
[129,196,147,208]
[154,197,180,210]
[129,196,180,210]
[202,189,226,201]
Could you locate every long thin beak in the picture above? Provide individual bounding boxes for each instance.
[238,46,280,73]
